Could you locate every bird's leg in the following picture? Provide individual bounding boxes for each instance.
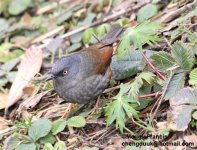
[90,96,101,115]
[61,103,73,118]
[90,67,111,115]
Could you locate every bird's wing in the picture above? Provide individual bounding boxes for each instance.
[65,75,109,103]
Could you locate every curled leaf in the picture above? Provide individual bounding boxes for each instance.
[6,47,42,111]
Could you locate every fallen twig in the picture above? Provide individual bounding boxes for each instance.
[141,51,166,80]
[138,92,162,98]
[34,0,150,48]
[151,72,174,119]
[159,0,197,23]
[36,0,77,15]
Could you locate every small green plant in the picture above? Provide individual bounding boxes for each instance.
[82,23,111,44]
[3,116,86,150]
[117,21,162,58]
[105,72,155,133]
[151,41,195,99]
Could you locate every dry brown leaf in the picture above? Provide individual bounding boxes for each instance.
[159,1,196,23]
[23,85,38,96]
[20,90,50,110]
[156,121,169,132]
[5,47,42,112]
[0,92,8,109]
[104,136,124,150]
[11,36,31,46]
[167,87,197,131]
[20,13,32,23]
[0,117,9,130]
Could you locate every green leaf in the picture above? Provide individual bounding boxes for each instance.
[117,35,131,59]
[0,18,9,36]
[43,143,54,150]
[189,68,197,86]
[128,72,156,100]
[66,43,81,53]
[80,13,96,26]
[39,133,56,144]
[67,116,86,127]
[1,57,20,72]
[117,21,162,57]
[57,11,72,25]
[0,49,23,63]
[82,28,96,44]
[0,77,8,87]
[171,41,194,72]
[96,23,110,35]
[130,21,161,50]
[192,111,197,120]
[122,97,139,118]
[164,72,185,100]
[6,71,17,82]
[54,141,66,150]
[116,18,129,26]
[70,32,82,43]
[16,143,36,150]
[0,42,12,51]
[106,71,156,132]
[111,50,155,80]
[151,51,176,73]
[8,0,31,15]
[51,119,67,135]
[28,118,52,142]
[106,97,126,133]
[137,4,158,22]
[106,84,138,133]
[3,133,28,150]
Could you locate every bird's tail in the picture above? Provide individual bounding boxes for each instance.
[102,24,125,45]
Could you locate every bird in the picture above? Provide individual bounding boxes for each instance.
[46,25,124,108]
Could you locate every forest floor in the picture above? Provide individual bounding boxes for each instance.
[0,0,197,149]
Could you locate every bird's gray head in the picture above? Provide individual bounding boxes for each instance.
[46,54,81,81]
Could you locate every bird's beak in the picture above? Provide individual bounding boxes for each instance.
[46,74,56,81]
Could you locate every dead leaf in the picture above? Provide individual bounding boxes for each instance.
[20,90,50,110]
[5,47,42,112]
[105,136,124,150]
[0,92,8,109]
[156,121,169,132]
[0,117,9,130]
[11,36,31,46]
[46,36,63,53]
[23,85,38,96]
[20,13,32,24]
[167,87,197,131]
[18,108,34,120]
[159,1,196,23]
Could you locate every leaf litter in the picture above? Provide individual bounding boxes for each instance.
[0,0,197,149]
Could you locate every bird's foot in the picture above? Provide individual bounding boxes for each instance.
[90,97,100,115]
[61,103,73,118]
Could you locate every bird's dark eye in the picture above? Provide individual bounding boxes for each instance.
[63,70,68,75]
